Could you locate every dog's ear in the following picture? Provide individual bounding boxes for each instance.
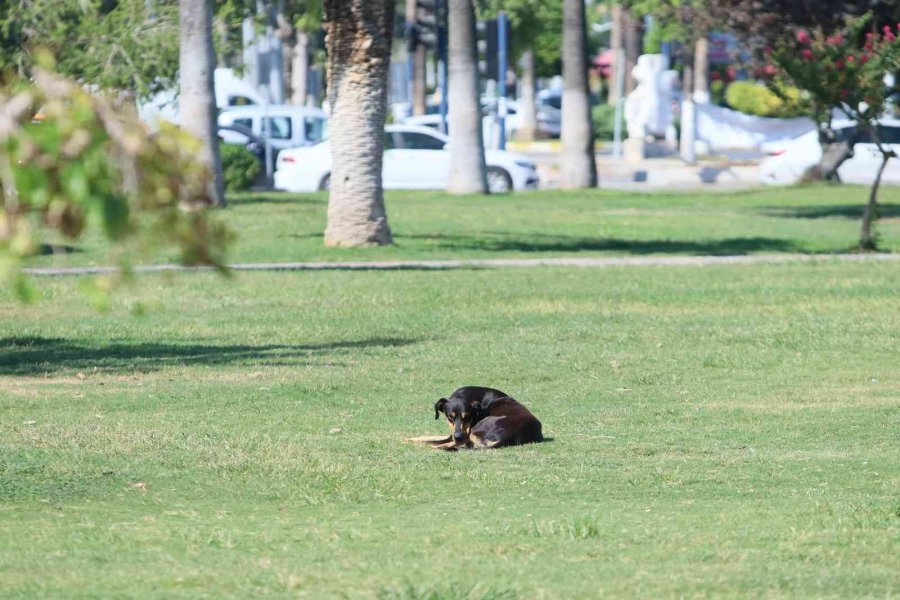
[434,398,448,420]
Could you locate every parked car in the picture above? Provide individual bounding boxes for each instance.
[273,125,539,193]
[759,119,900,185]
[403,99,561,143]
[218,105,328,154]
[217,123,264,158]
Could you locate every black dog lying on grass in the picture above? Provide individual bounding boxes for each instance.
[407,386,543,451]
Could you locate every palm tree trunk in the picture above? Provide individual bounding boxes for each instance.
[406,0,427,115]
[179,0,225,206]
[518,48,538,141]
[693,36,710,104]
[560,0,597,189]
[607,3,623,105]
[291,30,310,105]
[322,0,394,246]
[679,43,696,164]
[447,0,487,194]
[860,152,891,251]
[622,8,642,96]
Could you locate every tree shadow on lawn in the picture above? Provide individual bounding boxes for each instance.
[0,336,418,376]
[227,193,324,206]
[759,203,900,220]
[398,232,805,255]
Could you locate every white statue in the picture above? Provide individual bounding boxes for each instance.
[624,54,678,141]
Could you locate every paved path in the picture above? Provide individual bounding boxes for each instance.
[22,253,900,276]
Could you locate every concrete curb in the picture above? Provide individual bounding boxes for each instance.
[22,253,899,277]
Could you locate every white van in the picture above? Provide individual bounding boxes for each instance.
[218,105,328,153]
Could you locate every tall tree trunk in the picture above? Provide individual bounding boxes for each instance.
[693,36,709,104]
[413,43,427,115]
[283,33,296,103]
[406,0,427,115]
[214,12,228,67]
[518,48,538,141]
[291,30,310,105]
[679,44,696,164]
[447,0,487,194]
[560,0,597,189]
[622,8,643,96]
[179,0,225,207]
[322,0,393,246]
[860,152,891,251]
[607,2,623,105]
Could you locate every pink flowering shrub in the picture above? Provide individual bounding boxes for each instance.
[774,16,900,124]
[773,15,900,250]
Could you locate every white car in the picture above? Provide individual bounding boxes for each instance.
[218,105,328,154]
[403,99,562,144]
[759,119,900,185]
[273,125,539,193]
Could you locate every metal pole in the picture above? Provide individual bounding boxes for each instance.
[437,0,448,134]
[497,11,508,150]
[612,48,626,158]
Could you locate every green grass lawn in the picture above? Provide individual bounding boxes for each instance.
[3,186,899,598]
[24,184,900,268]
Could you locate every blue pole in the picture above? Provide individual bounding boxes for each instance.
[497,11,508,150]
[437,0,448,134]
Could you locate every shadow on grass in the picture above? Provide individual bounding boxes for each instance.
[760,203,900,220]
[226,192,324,206]
[398,232,804,255]
[37,243,81,255]
[0,336,419,375]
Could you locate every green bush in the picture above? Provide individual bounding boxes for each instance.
[725,81,808,118]
[592,104,624,141]
[220,143,261,192]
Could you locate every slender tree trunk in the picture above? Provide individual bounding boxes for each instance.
[413,43,427,115]
[622,8,642,96]
[406,0,427,115]
[447,0,487,194]
[693,36,709,104]
[518,48,538,141]
[283,34,296,103]
[607,2,623,105]
[860,152,891,251]
[322,0,394,246]
[179,0,225,206]
[560,0,597,189]
[679,44,696,164]
[291,30,310,105]
[214,12,228,67]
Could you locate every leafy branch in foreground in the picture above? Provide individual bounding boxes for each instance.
[0,63,232,301]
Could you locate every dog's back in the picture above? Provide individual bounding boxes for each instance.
[471,395,543,448]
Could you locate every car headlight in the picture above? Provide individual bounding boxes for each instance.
[515,160,536,169]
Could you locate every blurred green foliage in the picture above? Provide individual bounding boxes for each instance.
[220,143,261,192]
[0,0,179,100]
[591,103,624,140]
[725,81,808,118]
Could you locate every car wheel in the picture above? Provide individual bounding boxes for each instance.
[319,173,331,191]
[487,167,513,194]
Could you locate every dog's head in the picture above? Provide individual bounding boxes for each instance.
[434,394,483,444]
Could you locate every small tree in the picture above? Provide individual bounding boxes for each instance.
[774,17,900,251]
